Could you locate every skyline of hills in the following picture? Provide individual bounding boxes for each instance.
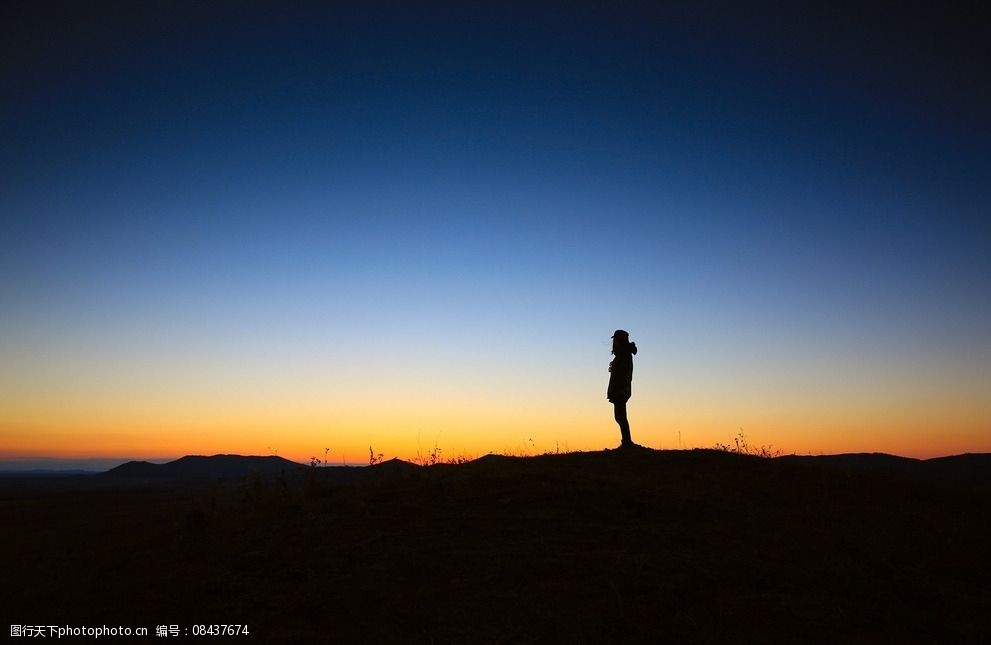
[2,451,988,492]
[3,446,988,640]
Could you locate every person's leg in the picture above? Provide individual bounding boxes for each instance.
[614,401,632,445]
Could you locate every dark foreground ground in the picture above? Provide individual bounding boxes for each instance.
[2,449,989,643]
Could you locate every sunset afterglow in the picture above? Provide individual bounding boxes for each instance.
[2,4,989,467]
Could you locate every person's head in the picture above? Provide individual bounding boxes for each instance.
[611,329,636,355]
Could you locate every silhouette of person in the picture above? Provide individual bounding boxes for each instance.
[608,329,637,448]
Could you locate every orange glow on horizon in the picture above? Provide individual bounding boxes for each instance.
[3,400,988,465]
[3,333,989,464]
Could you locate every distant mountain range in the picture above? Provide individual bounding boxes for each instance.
[100,454,306,481]
[780,452,991,490]
[0,469,99,478]
[1,451,987,491]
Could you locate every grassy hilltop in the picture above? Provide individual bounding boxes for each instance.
[3,448,989,642]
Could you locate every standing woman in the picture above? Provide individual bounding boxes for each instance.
[608,329,637,448]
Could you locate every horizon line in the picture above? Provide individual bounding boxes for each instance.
[2,449,990,473]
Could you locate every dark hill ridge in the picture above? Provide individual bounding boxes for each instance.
[101,454,305,481]
[376,449,991,492]
[92,450,991,490]
[3,447,990,642]
[780,451,991,490]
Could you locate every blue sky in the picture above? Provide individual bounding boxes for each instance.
[2,2,989,463]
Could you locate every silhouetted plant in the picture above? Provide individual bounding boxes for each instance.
[368,446,384,465]
[428,444,442,465]
[414,441,443,466]
[499,445,528,457]
[308,447,333,471]
[713,430,781,458]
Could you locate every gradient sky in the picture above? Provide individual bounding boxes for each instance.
[2,1,989,466]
